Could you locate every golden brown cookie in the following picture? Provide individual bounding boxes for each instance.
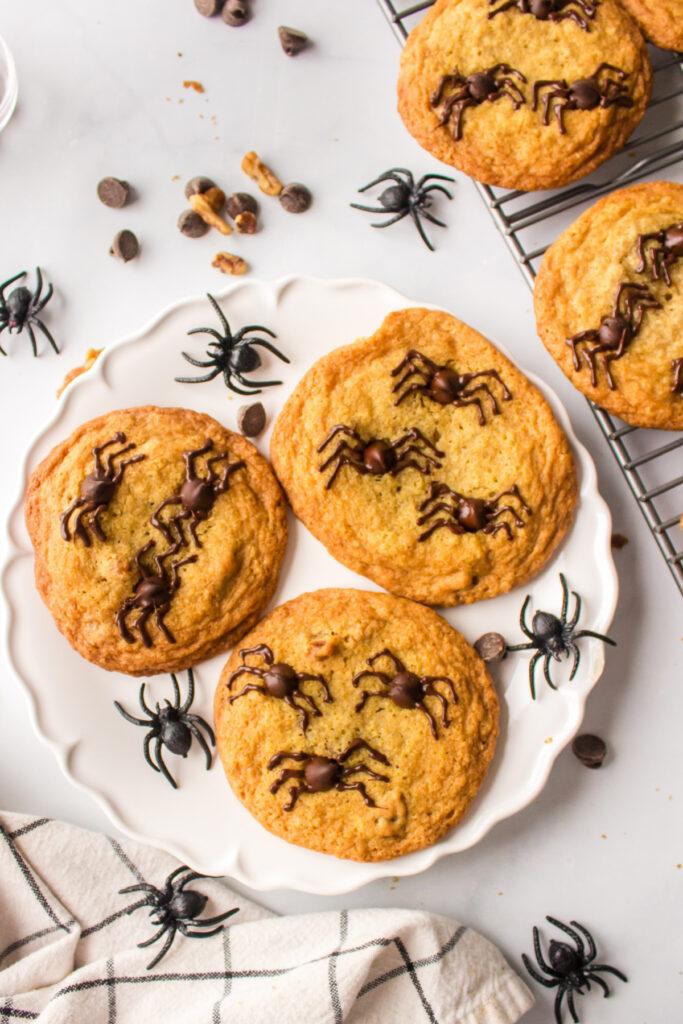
[535,181,683,429]
[25,406,288,675]
[617,0,683,51]
[270,308,577,606]
[397,0,652,191]
[214,588,499,861]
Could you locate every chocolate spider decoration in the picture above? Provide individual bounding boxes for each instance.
[267,739,390,811]
[635,220,683,286]
[416,481,530,542]
[114,669,215,789]
[350,167,455,252]
[390,349,512,425]
[115,541,197,648]
[60,433,145,546]
[175,293,288,395]
[317,424,444,490]
[522,916,627,1024]
[352,649,458,740]
[151,439,245,550]
[567,281,661,389]
[0,268,59,357]
[227,643,332,732]
[507,573,615,699]
[488,0,598,30]
[672,357,683,395]
[532,63,633,134]
[430,63,526,141]
[120,865,238,970]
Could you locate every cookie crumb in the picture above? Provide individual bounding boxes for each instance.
[611,532,629,549]
[183,80,205,93]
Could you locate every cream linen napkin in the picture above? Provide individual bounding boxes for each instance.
[0,812,533,1023]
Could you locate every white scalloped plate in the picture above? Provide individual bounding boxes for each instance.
[2,275,618,894]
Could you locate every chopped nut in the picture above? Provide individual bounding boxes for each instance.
[212,251,247,275]
[56,348,103,398]
[97,177,131,208]
[241,150,283,196]
[237,401,266,436]
[109,229,139,262]
[185,175,216,200]
[474,632,507,663]
[279,182,312,213]
[226,192,258,218]
[278,26,308,57]
[189,192,232,234]
[235,210,257,234]
[203,186,226,213]
[178,209,209,238]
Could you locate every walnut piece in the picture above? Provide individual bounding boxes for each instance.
[241,150,283,196]
[212,251,248,275]
[189,192,232,234]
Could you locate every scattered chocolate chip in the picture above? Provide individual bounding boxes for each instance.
[237,401,266,437]
[226,192,258,218]
[178,209,209,238]
[97,177,131,208]
[235,210,257,234]
[572,734,606,769]
[222,0,251,26]
[279,183,312,214]
[474,632,507,663]
[278,26,308,57]
[110,230,139,262]
[611,532,629,550]
[194,0,224,14]
[184,176,217,200]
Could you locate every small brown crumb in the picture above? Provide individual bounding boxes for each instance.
[97,177,131,208]
[278,25,309,57]
[241,150,283,196]
[279,182,312,213]
[226,192,258,218]
[237,401,266,436]
[212,251,247,275]
[183,80,205,93]
[611,533,629,550]
[171,174,180,181]
[474,632,507,663]
[109,229,139,262]
[189,193,232,234]
[235,210,257,234]
[56,348,103,398]
[178,209,209,238]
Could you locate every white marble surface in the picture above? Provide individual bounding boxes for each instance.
[0,2,680,1021]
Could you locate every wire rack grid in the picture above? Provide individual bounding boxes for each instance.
[377,0,683,595]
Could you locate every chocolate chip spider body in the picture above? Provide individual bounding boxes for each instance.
[151,439,245,550]
[635,221,683,286]
[488,0,598,31]
[227,643,332,731]
[566,281,661,389]
[390,349,512,424]
[267,739,390,811]
[352,649,458,740]
[115,541,197,648]
[316,424,444,490]
[416,481,531,542]
[532,63,633,134]
[430,63,526,141]
[60,432,145,546]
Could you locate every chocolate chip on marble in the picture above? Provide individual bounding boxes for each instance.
[97,177,131,208]
[178,209,209,238]
[237,401,266,437]
[222,0,251,26]
[278,26,308,57]
[572,734,607,769]
[184,176,217,200]
[279,183,312,214]
[226,192,258,218]
[110,230,139,262]
[194,0,224,15]
[474,632,507,663]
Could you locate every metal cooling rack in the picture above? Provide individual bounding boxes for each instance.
[377,0,683,594]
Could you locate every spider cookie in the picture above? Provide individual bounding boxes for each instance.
[214,588,499,861]
[535,181,683,429]
[270,308,577,606]
[616,0,683,52]
[397,0,652,191]
[25,406,287,675]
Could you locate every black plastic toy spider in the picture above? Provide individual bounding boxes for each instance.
[120,865,238,970]
[114,668,215,789]
[0,268,59,357]
[350,167,454,251]
[508,573,615,699]
[522,915,627,1024]
[175,293,289,395]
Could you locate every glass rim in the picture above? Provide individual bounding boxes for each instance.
[0,33,18,130]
